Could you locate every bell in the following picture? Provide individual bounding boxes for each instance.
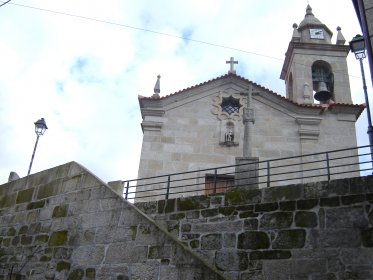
[314,81,332,102]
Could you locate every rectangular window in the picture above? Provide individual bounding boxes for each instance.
[205,174,234,195]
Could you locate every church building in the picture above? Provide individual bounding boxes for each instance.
[135,5,364,200]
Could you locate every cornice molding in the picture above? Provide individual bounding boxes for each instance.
[141,121,163,132]
[296,116,322,140]
[140,108,165,119]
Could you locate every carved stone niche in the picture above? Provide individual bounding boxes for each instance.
[219,121,239,147]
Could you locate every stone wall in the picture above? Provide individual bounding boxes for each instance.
[0,162,226,280]
[136,176,373,280]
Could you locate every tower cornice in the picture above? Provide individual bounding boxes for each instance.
[280,42,350,80]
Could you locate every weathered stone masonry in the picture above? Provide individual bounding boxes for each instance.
[0,162,226,280]
[1,161,373,279]
[136,176,373,280]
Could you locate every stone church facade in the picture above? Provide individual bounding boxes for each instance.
[136,6,365,200]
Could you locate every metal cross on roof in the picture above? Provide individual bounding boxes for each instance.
[226,57,238,74]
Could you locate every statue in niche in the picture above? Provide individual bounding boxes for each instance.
[225,129,234,143]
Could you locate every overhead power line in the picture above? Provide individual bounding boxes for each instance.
[2,1,284,62]
[0,0,11,8]
[1,1,361,79]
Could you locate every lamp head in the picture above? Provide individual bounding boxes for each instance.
[34,118,48,136]
[349,34,366,59]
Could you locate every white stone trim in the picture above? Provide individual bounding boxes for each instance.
[296,117,322,140]
[211,90,245,121]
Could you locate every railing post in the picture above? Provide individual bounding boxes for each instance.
[125,181,130,200]
[267,161,270,188]
[213,169,217,194]
[166,175,171,200]
[326,152,331,181]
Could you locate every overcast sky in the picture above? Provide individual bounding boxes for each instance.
[0,0,371,185]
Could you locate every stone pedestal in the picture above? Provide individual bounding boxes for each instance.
[235,157,259,189]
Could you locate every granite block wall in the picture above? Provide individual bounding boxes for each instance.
[1,161,372,279]
[136,176,373,280]
[0,162,226,280]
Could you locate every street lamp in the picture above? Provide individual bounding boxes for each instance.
[349,34,373,167]
[27,118,48,176]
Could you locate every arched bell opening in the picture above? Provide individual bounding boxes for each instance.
[312,60,334,103]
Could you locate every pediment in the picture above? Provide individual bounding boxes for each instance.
[139,73,364,119]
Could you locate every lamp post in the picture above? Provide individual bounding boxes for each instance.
[27,118,48,176]
[349,34,373,167]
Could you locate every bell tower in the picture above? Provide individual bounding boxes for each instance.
[280,5,352,104]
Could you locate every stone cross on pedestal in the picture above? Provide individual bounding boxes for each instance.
[226,57,238,74]
[243,85,255,157]
[235,85,259,189]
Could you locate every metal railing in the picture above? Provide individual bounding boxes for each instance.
[123,145,372,202]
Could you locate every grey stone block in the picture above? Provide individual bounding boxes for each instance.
[130,262,159,280]
[71,245,105,265]
[238,231,270,249]
[135,201,157,214]
[177,196,210,211]
[304,180,348,199]
[262,259,327,277]
[215,250,248,271]
[225,189,261,206]
[105,243,148,263]
[240,270,264,280]
[340,248,373,265]
[98,264,130,276]
[367,176,373,193]
[201,208,219,218]
[244,219,259,230]
[362,228,373,247]
[295,211,318,228]
[254,202,278,212]
[192,221,243,233]
[263,185,303,202]
[308,229,362,248]
[181,233,200,240]
[325,207,367,228]
[223,233,236,248]
[279,201,296,211]
[259,212,293,230]
[181,223,191,233]
[296,199,318,210]
[341,194,366,205]
[250,250,291,260]
[272,229,306,249]
[320,197,339,207]
[81,210,121,228]
[159,265,180,280]
[201,234,222,250]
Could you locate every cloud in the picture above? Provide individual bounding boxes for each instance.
[0,0,369,185]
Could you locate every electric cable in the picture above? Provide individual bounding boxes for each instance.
[0,0,11,8]
[0,1,364,80]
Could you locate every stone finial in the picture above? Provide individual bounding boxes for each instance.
[152,75,161,98]
[336,26,346,45]
[306,4,314,16]
[292,23,300,42]
[8,171,20,182]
